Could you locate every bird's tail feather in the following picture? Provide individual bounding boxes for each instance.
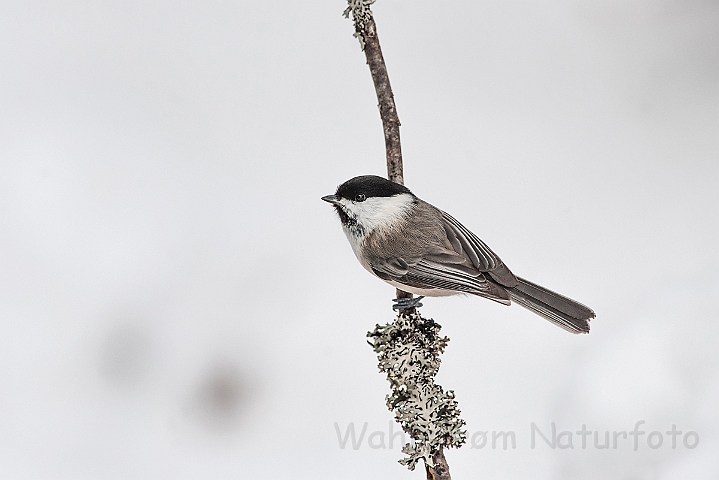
[507,277,595,334]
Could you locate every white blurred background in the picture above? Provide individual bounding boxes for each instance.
[1,1,717,478]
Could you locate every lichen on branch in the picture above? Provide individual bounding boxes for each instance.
[343,0,376,49]
[367,311,467,470]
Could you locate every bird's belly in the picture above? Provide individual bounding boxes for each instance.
[383,280,459,297]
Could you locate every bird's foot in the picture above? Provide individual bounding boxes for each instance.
[392,296,425,311]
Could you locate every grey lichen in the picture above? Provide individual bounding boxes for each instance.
[343,0,376,50]
[367,311,467,470]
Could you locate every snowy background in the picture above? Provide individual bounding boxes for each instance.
[1,0,718,478]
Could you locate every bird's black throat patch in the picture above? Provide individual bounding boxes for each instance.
[333,204,365,236]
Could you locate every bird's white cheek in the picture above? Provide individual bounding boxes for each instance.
[357,195,415,233]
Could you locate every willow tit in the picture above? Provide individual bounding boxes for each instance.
[322,175,595,333]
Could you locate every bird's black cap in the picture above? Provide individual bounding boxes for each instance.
[335,175,412,200]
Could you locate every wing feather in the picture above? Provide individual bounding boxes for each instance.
[440,210,518,288]
[440,210,501,271]
[371,254,511,304]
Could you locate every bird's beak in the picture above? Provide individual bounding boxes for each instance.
[321,195,341,205]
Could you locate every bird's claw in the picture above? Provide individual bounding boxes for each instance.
[392,296,425,311]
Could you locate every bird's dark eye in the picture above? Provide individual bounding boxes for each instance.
[354,193,366,202]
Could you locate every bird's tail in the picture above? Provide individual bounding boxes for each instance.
[507,277,595,334]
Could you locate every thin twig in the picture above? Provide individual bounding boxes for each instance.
[358,16,404,185]
[426,448,451,480]
[353,13,416,313]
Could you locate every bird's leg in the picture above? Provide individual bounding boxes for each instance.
[392,295,425,311]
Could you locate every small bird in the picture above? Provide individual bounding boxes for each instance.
[322,175,595,333]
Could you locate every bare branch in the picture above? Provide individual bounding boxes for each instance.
[357,16,404,186]
[346,1,413,312]
[426,448,452,480]
[345,3,462,477]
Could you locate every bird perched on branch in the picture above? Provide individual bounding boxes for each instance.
[322,175,595,333]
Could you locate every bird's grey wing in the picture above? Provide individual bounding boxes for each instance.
[440,210,518,288]
[370,250,511,305]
